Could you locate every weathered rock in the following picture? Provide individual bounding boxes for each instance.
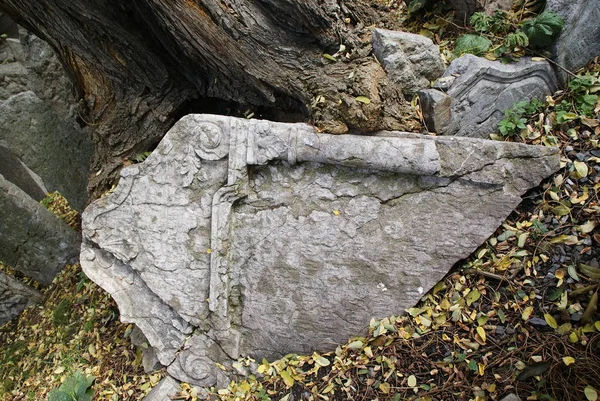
[81,114,560,386]
[448,0,513,19]
[0,61,28,100]
[0,145,47,200]
[418,54,558,138]
[418,89,452,134]
[0,23,92,210]
[16,30,77,116]
[0,173,80,285]
[372,29,445,94]
[141,376,180,401]
[0,91,91,210]
[546,0,600,86]
[0,270,42,326]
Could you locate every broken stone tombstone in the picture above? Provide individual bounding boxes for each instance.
[0,270,42,326]
[81,114,560,387]
[0,173,80,285]
[372,29,446,95]
[546,0,600,86]
[418,54,558,138]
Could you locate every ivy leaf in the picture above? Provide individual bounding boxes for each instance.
[454,34,492,56]
[520,11,564,48]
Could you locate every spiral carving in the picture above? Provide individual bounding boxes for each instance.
[195,122,229,160]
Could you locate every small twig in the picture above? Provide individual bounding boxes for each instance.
[529,50,579,79]
[463,268,512,282]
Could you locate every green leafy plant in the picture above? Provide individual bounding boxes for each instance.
[503,31,529,52]
[134,151,152,163]
[47,371,95,401]
[453,34,492,56]
[469,12,491,33]
[456,9,563,59]
[520,10,564,48]
[498,98,545,137]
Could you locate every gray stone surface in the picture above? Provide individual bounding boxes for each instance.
[0,145,48,200]
[81,114,560,386]
[448,0,513,19]
[0,91,91,210]
[372,29,445,94]
[0,174,80,285]
[419,54,558,138]
[0,27,92,210]
[546,0,600,86]
[0,270,42,326]
[142,376,180,401]
[0,61,28,100]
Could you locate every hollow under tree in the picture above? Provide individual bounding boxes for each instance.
[0,0,422,201]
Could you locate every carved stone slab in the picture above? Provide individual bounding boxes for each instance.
[418,54,558,138]
[81,114,560,386]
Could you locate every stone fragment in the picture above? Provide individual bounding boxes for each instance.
[0,145,47,200]
[448,0,513,19]
[418,89,451,133]
[141,376,180,401]
[372,29,445,94]
[81,114,560,386]
[418,54,558,138]
[546,0,600,86]
[0,174,80,285]
[0,270,42,325]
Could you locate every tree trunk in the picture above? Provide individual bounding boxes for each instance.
[0,0,420,200]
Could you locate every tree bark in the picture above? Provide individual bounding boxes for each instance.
[0,0,420,200]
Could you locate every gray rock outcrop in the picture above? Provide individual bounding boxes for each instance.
[418,54,558,138]
[81,114,560,387]
[546,0,600,86]
[0,24,92,210]
[0,270,42,326]
[0,174,80,285]
[372,29,445,94]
